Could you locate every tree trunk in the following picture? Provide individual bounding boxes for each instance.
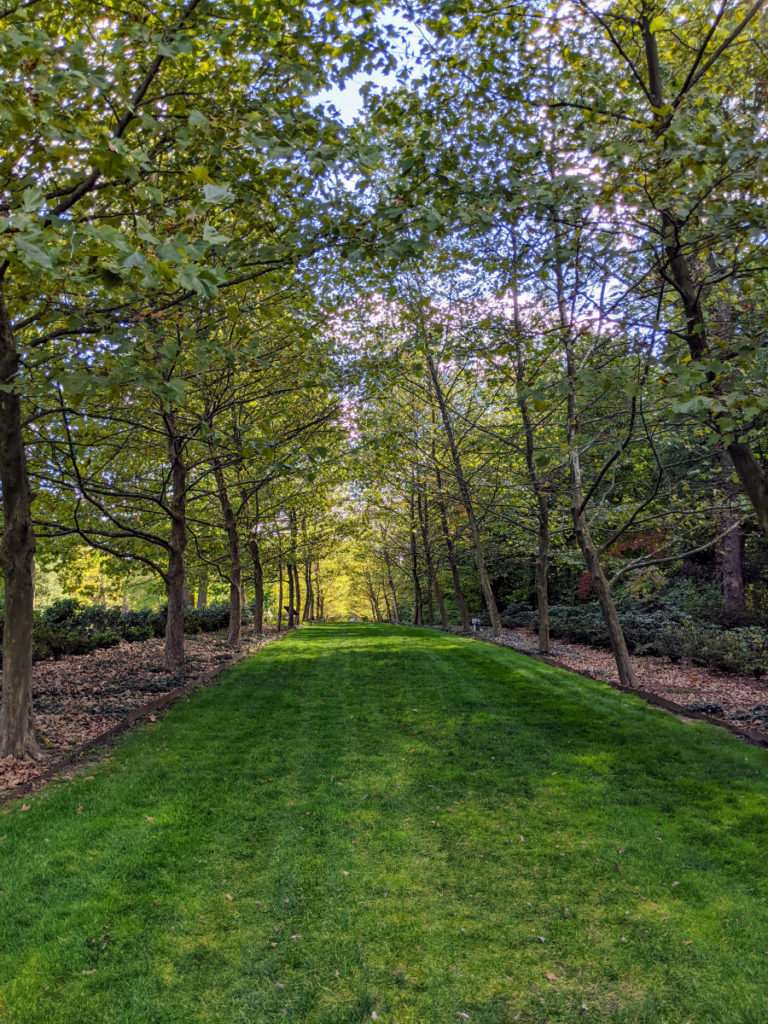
[418,488,448,628]
[534,490,551,654]
[727,443,768,538]
[0,285,39,759]
[409,489,424,625]
[435,464,471,632]
[212,458,242,649]
[163,414,187,676]
[292,563,301,626]
[382,543,400,624]
[277,547,284,633]
[564,345,637,689]
[288,512,300,626]
[182,583,193,607]
[426,351,501,635]
[197,575,208,609]
[315,562,323,620]
[513,340,551,651]
[287,552,295,628]
[250,537,264,633]
[303,561,314,621]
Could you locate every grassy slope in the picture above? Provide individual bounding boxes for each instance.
[0,623,766,1024]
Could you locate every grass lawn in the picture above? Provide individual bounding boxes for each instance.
[1,623,767,1024]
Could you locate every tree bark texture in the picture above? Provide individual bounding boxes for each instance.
[409,489,424,626]
[0,285,39,759]
[162,414,187,676]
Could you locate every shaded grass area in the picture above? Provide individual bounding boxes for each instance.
[1,622,767,1024]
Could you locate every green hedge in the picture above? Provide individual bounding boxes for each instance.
[501,601,768,678]
[0,598,244,666]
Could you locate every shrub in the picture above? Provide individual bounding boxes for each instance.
[1,596,239,666]
[502,599,767,677]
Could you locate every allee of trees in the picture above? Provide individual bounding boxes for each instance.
[1,0,767,757]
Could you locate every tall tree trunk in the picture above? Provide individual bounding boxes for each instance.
[250,536,264,633]
[196,574,208,609]
[382,542,400,624]
[292,563,301,626]
[303,561,314,621]
[508,262,551,653]
[277,546,284,633]
[315,562,323,620]
[182,582,193,607]
[434,464,471,632]
[409,488,424,626]
[0,284,40,759]
[533,490,551,654]
[563,343,637,689]
[516,379,551,653]
[426,350,501,635]
[212,459,242,649]
[287,552,295,628]
[418,488,448,627]
[163,414,187,676]
[288,512,300,626]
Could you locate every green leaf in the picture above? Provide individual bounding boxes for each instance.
[202,183,235,205]
[202,225,230,245]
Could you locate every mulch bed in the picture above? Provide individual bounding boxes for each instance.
[453,625,768,746]
[0,629,285,798]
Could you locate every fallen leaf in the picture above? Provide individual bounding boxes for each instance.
[546,971,558,981]
[81,969,96,975]
[76,806,83,814]
[20,804,30,812]
[144,816,154,822]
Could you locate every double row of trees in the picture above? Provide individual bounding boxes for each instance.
[2,0,767,755]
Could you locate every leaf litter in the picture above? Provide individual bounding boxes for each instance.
[0,629,280,796]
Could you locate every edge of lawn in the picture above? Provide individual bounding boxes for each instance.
[426,624,768,749]
[0,628,292,807]
[4,620,766,815]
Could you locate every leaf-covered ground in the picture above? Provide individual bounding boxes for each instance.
[0,630,280,796]
[1,622,767,1024]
